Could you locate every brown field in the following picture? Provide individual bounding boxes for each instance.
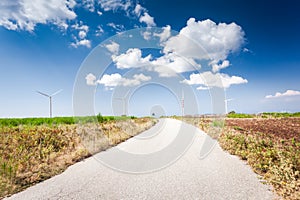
[226,118,300,140]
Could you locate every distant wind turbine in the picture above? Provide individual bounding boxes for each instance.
[113,91,130,116]
[36,89,62,118]
[181,89,184,117]
[224,98,234,114]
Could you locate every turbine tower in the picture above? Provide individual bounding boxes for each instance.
[36,89,62,118]
[113,91,130,116]
[181,89,184,117]
[224,98,234,114]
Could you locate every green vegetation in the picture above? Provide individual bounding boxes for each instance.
[261,112,300,118]
[0,114,136,127]
[227,111,300,119]
[211,119,225,128]
[227,112,254,118]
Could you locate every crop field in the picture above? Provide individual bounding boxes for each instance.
[0,116,156,199]
[181,114,300,199]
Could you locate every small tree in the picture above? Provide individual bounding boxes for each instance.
[97,113,104,123]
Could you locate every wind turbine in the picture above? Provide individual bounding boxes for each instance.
[113,91,130,116]
[224,98,234,114]
[181,89,184,117]
[36,89,62,118]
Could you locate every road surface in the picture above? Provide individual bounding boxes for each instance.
[7,119,276,200]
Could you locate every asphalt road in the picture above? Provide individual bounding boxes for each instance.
[7,118,276,200]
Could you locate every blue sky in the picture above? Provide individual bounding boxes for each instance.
[0,0,299,117]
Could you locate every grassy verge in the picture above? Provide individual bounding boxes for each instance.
[180,116,300,200]
[219,127,299,199]
[0,117,156,199]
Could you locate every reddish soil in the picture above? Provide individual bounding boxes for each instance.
[225,118,300,141]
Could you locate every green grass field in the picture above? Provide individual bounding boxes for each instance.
[227,112,300,118]
[0,114,136,127]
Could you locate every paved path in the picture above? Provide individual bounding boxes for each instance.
[7,119,276,200]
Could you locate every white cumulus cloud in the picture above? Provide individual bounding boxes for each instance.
[154,25,171,43]
[105,41,120,55]
[0,0,77,31]
[97,73,123,87]
[108,17,246,82]
[151,53,199,77]
[111,48,197,77]
[71,22,91,48]
[139,12,156,27]
[141,30,152,40]
[163,18,244,63]
[98,0,131,12]
[79,30,87,39]
[197,86,209,90]
[133,3,156,28]
[85,73,97,85]
[122,73,151,86]
[71,39,91,48]
[96,73,151,88]
[107,22,125,32]
[97,10,103,16]
[182,71,248,89]
[81,0,95,12]
[134,4,144,17]
[72,23,89,32]
[112,48,152,69]
[211,60,230,72]
[265,90,300,99]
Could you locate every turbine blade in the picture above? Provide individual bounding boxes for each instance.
[124,90,131,98]
[225,98,234,102]
[36,91,50,97]
[51,89,62,96]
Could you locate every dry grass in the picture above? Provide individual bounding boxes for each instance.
[0,118,157,199]
[180,117,300,200]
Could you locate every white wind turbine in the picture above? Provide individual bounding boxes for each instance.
[113,91,130,116]
[224,98,234,114]
[36,89,62,118]
[181,89,184,117]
